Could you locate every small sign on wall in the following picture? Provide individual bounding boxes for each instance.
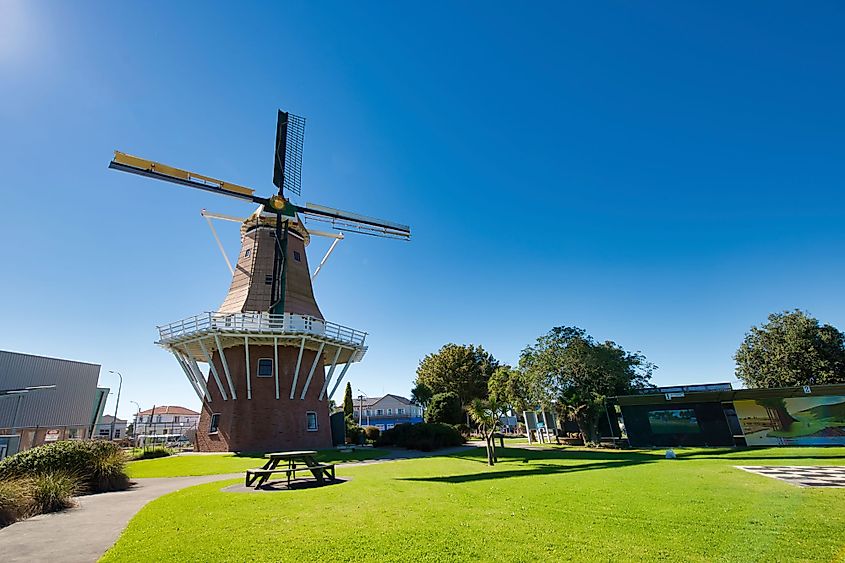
[44,429,60,442]
[803,386,812,394]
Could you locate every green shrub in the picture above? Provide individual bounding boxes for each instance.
[0,478,34,527]
[453,423,471,439]
[30,472,80,514]
[425,392,463,424]
[0,440,130,493]
[131,447,173,460]
[376,423,464,451]
[363,426,380,441]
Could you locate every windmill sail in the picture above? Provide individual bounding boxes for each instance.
[299,202,411,240]
[273,111,305,197]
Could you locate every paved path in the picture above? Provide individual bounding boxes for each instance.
[0,473,242,563]
[0,446,478,562]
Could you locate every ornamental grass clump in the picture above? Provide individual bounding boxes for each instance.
[30,472,80,514]
[0,440,130,494]
[0,478,34,527]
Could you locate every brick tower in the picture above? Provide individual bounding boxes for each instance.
[108,110,409,452]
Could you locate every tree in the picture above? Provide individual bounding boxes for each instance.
[415,344,499,406]
[488,365,530,413]
[410,382,433,408]
[467,398,505,466]
[343,382,354,419]
[424,392,463,424]
[735,310,845,388]
[520,326,653,445]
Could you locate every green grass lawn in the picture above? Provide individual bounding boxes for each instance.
[126,448,389,478]
[105,446,845,562]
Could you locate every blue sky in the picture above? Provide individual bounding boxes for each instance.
[1,2,844,420]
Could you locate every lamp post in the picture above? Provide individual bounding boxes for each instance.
[130,400,141,440]
[356,389,366,426]
[108,371,123,440]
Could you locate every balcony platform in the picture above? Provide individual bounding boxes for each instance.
[157,312,367,365]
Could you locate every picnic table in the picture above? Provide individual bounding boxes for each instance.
[245,450,335,489]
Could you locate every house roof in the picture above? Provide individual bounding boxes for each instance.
[137,406,199,416]
[354,394,414,408]
[100,415,127,424]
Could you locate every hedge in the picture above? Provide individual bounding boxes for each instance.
[375,423,464,451]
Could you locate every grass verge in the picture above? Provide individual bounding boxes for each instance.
[106,446,845,562]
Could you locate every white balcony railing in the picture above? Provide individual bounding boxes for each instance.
[157,312,367,347]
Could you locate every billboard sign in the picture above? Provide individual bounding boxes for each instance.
[735,395,845,446]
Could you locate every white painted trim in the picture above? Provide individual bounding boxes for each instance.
[311,237,342,281]
[256,357,274,378]
[214,333,237,399]
[299,342,325,400]
[290,336,306,400]
[198,338,228,400]
[186,355,212,401]
[274,336,280,400]
[174,354,205,403]
[203,213,235,275]
[326,361,352,400]
[305,411,318,431]
[244,336,251,400]
[316,347,342,401]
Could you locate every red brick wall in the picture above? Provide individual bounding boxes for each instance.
[196,343,333,452]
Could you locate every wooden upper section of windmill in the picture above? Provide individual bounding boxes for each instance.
[218,209,324,320]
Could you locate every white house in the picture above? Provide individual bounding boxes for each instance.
[351,394,423,430]
[95,415,128,440]
[133,406,200,438]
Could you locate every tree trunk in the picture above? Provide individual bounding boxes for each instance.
[574,411,601,446]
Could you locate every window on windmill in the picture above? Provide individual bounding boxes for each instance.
[265,275,273,285]
[209,413,220,434]
[306,411,318,431]
[244,248,251,258]
[293,250,301,262]
[257,358,273,377]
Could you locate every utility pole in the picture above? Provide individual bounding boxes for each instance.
[358,394,363,425]
[108,371,123,440]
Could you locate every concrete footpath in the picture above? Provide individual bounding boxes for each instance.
[0,473,242,563]
[0,446,477,562]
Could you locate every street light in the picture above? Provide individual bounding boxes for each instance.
[108,371,123,440]
[129,400,141,439]
[356,389,368,426]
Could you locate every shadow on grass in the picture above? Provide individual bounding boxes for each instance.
[399,458,650,484]
[447,447,657,465]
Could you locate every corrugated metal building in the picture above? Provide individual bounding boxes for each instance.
[0,350,109,451]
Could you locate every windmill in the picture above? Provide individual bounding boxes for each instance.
[109,110,410,452]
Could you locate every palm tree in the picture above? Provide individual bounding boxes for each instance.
[468,398,505,466]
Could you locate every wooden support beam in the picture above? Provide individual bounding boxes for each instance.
[186,354,212,401]
[314,347,342,401]
[289,336,306,400]
[214,333,237,399]
[244,336,251,400]
[299,342,325,400]
[198,338,227,400]
[174,354,205,403]
[274,336,280,400]
[326,360,352,401]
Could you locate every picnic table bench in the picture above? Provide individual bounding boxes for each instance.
[245,450,335,489]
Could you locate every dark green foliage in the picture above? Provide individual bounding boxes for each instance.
[376,423,464,451]
[735,310,845,388]
[363,426,380,441]
[345,416,366,445]
[488,365,530,412]
[415,344,499,406]
[131,447,173,460]
[521,326,653,445]
[453,423,471,438]
[343,382,355,418]
[425,392,463,424]
[30,472,80,513]
[0,440,130,493]
[410,382,433,408]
